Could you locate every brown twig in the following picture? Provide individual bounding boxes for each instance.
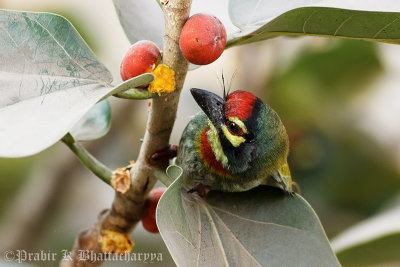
[64,0,191,266]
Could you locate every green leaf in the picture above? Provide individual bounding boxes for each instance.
[0,10,113,158]
[332,202,400,265]
[113,0,164,47]
[70,99,111,141]
[229,0,323,30]
[0,10,151,158]
[157,173,340,266]
[154,165,182,187]
[112,73,155,99]
[227,7,400,48]
[190,0,238,35]
[166,165,183,182]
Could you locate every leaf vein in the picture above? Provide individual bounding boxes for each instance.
[334,14,357,36]
[246,0,263,27]
[210,205,306,233]
[164,230,196,248]
[27,16,93,78]
[201,204,230,266]
[302,10,317,34]
[1,27,18,47]
[211,208,263,267]
[373,16,400,38]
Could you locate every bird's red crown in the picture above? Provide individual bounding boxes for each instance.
[225,90,257,121]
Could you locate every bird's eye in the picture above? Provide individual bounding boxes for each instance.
[227,121,242,135]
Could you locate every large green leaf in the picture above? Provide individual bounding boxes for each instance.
[113,0,238,48]
[229,0,323,30]
[228,0,400,31]
[113,0,164,47]
[157,166,340,266]
[0,10,152,157]
[227,7,400,48]
[190,0,238,35]
[332,202,400,265]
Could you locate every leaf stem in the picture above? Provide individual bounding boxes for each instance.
[113,88,156,99]
[100,73,155,100]
[111,74,155,99]
[61,133,113,185]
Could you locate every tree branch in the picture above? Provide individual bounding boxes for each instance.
[65,0,191,266]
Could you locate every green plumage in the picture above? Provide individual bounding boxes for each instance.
[176,96,293,193]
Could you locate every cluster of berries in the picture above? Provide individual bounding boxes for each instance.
[120,13,226,82]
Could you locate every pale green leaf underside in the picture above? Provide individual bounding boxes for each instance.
[70,99,111,141]
[155,165,183,187]
[228,0,323,30]
[0,10,114,157]
[0,10,151,157]
[157,173,340,266]
[113,0,164,47]
[227,7,400,48]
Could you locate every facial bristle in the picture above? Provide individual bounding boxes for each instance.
[225,90,257,121]
[222,72,227,100]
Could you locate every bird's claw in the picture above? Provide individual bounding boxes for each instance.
[187,183,207,198]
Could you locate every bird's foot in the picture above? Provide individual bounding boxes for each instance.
[269,173,296,196]
[291,182,301,195]
[151,144,179,161]
[187,183,207,198]
[286,189,295,197]
[281,181,300,196]
[278,181,295,196]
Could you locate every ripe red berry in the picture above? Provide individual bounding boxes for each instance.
[141,187,166,234]
[120,40,161,82]
[179,13,227,65]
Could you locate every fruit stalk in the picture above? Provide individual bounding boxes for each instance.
[61,133,113,185]
[64,0,192,266]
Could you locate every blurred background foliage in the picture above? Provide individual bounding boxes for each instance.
[266,39,400,236]
[1,1,400,266]
[337,232,400,266]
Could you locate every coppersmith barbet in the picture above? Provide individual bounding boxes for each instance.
[176,88,293,194]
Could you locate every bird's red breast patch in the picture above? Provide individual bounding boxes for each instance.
[225,90,257,121]
[199,127,229,175]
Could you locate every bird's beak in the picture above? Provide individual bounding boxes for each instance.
[190,88,225,130]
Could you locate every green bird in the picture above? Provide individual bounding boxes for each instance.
[175,88,294,194]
